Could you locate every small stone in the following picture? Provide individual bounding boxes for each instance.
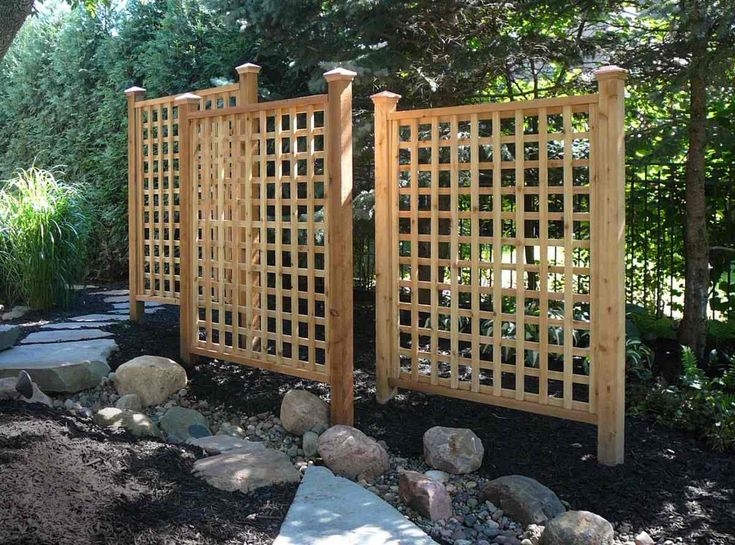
[114,355,187,407]
[0,324,21,351]
[280,389,329,436]
[635,531,655,545]
[302,430,319,458]
[423,426,484,474]
[424,469,450,483]
[94,407,124,427]
[480,475,565,526]
[399,470,453,521]
[193,447,300,493]
[539,510,613,545]
[115,393,142,411]
[159,406,210,442]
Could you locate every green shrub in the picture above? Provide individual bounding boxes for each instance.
[640,346,735,452]
[0,166,89,309]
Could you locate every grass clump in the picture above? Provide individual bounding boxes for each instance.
[0,166,89,310]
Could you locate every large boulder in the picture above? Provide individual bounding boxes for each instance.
[399,470,453,521]
[280,389,329,435]
[114,355,187,407]
[539,510,614,545]
[193,447,300,493]
[159,406,210,443]
[423,426,484,474]
[480,475,566,526]
[0,371,51,406]
[318,425,390,480]
[0,324,20,351]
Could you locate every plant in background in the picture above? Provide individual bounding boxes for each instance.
[0,166,89,309]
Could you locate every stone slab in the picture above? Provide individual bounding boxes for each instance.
[109,308,163,315]
[103,296,129,303]
[42,321,115,330]
[70,313,129,322]
[188,435,267,455]
[0,325,21,351]
[90,289,129,296]
[20,329,113,344]
[111,302,163,310]
[273,466,436,545]
[0,339,117,392]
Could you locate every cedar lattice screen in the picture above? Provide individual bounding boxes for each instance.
[373,67,627,464]
[188,97,331,381]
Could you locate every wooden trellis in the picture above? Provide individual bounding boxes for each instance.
[372,67,627,465]
[126,65,356,424]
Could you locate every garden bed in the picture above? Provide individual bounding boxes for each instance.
[1,285,734,545]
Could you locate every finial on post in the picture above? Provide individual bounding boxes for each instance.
[594,65,628,81]
[174,92,202,104]
[235,63,262,75]
[370,90,401,104]
[124,86,146,97]
[323,67,357,83]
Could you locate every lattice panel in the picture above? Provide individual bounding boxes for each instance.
[138,100,181,301]
[390,101,597,417]
[133,86,239,304]
[191,100,330,380]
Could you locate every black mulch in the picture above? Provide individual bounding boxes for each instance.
[0,402,296,545]
[2,285,734,545]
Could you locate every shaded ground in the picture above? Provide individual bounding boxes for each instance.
[2,286,734,544]
[0,402,295,545]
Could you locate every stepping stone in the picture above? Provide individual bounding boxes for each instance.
[109,307,163,315]
[90,289,129,296]
[0,339,117,393]
[42,321,115,330]
[70,313,128,322]
[0,325,21,351]
[188,435,267,455]
[274,466,435,545]
[20,329,113,344]
[111,301,163,310]
[193,447,300,494]
[103,296,129,304]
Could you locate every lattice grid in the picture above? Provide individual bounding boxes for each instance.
[191,100,330,379]
[390,101,597,415]
[134,86,239,303]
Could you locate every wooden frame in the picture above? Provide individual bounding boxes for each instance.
[127,63,356,425]
[372,66,627,465]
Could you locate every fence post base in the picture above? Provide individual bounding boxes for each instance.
[129,300,145,323]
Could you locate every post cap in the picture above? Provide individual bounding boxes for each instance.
[236,63,262,75]
[370,90,402,103]
[323,68,358,82]
[174,92,202,104]
[124,86,146,96]
[594,65,628,81]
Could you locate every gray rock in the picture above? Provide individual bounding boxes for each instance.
[318,425,390,480]
[93,407,161,438]
[114,355,187,406]
[188,435,266,455]
[1,306,30,321]
[539,510,614,545]
[423,426,484,474]
[635,531,655,545]
[0,324,20,351]
[480,475,565,526]
[273,466,435,545]
[193,446,300,493]
[399,470,453,521]
[280,389,329,436]
[424,469,450,483]
[94,407,125,427]
[0,339,115,392]
[160,406,209,442]
[302,431,319,458]
[0,372,52,406]
[20,329,113,344]
[115,393,142,411]
[70,313,128,322]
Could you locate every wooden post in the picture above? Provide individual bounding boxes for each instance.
[235,63,262,351]
[593,65,627,466]
[324,68,356,426]
[125,86,146,322]
[371,91,401,404]
[175,92,202,364]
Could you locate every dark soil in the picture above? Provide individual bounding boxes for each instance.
[2,285,734,544]
[0,402,296,545]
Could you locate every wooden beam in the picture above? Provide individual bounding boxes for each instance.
[125,86,146,322]
[324,68,357,426]
[593,65,628,466]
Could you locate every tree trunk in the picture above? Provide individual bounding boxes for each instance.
[678,0,709,360]
[0,0,34,61]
